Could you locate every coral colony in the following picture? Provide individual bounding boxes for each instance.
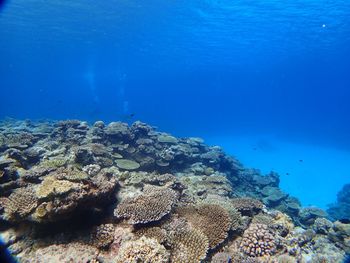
[0,119,349,262]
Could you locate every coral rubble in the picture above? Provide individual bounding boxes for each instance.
[0,119,348,262]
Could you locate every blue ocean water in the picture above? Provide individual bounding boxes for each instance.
[1,0,350,208]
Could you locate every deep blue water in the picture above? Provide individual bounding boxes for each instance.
[1,0,350,208]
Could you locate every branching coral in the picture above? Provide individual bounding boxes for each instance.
[114,185,178,224]
[240,223,276,257]
[115,236,169,263]
[231,197,264,215]
[176,204,231,249]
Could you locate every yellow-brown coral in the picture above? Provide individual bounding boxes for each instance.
[176,204,231,249]
[114,185,178,224]
[240,223,276,257]
[115,236,169,263]
[36,176,81,199]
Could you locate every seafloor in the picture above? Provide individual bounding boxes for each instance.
[0,119,349,263]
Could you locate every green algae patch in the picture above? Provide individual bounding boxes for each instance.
[116,159,140,170]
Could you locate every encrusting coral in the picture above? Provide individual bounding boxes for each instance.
[114,185,178,224]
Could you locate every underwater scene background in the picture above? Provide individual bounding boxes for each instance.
[1,0,350,262]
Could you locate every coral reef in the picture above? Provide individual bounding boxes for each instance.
[0,119,347,263]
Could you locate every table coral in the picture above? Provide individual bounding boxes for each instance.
[114,185,178,224]
[1,187,38,221]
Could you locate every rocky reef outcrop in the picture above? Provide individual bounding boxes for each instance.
[328,183,350,221]
[0,118,348,262]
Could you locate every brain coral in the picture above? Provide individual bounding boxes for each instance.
[91,223,115,249]
[1,187,38,221]
[240,223,276,257]
[231,197,264,215]
[114,185,178,224]
[115,236,169,263]
[176,204,231,249]
[169,227,209,263]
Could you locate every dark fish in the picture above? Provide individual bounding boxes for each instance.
[299,159,303,162]
[286,172,290,175]
[121,113,136,122]
[0,237,17,263]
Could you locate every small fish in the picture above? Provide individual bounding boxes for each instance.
[286,172,290,175]
[121,113,135,122]
[299,159,303,163]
